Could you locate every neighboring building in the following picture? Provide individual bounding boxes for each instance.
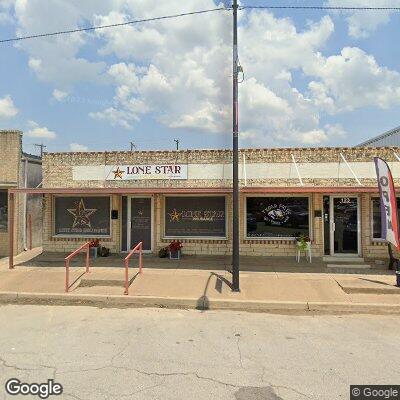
[14,146,397,261]
[0,130,42,256]
[358,126,400,147]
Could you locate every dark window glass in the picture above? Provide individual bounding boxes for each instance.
[0,190,7,232]
[54,196,111,236]
[246,197,309,238]
[165,196,226,237]
[372,198,400,239]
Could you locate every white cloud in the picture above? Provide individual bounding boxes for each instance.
[0,95,18,118]
[0,0,13,24]
[70,143,88,152]
[7,1,400,147]
[26,121,57,139]
[13,0,112,85]
[306,47,400,112]
[52,89,68,101]
[326,0,397,38]
[299,129,328,145]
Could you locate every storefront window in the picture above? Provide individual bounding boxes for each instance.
[165,196,226,237]
[372,198,400,239]
[0,190,7,232]
[54,196,111,236]
[246,196,309,238]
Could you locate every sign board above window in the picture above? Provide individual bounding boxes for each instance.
[72,165,188,181]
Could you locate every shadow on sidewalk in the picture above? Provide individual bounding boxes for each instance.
[197,272,233,311]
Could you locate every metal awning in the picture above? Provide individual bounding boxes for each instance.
[8,186,379,195]
[241,186,379,194]
[8,187,232,195]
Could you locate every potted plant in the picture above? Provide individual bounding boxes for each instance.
[168,240,183,260]
[89,239,100,258]
[295,234,310,252]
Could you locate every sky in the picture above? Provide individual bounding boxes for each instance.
[0,0,400,155]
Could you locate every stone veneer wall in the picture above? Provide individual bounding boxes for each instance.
[41,147,400,259]
[0,131,23,256]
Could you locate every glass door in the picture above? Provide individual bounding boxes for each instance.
[330,196,359,255]
[128,197,153,252]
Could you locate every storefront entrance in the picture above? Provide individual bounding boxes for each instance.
[127,197,153,252]
[323,196,360,256]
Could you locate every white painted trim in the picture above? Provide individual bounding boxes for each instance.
[339,153,362,186]
[243,154,247,186]
[291,153,304,186]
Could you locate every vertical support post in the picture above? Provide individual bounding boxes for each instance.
[8,192,14,269]
[139,243,143,274]
[65,260,69,293]
[86,244,90,273]
[28,214,32,250]
[124,259,129,295]
[232,0,240,292]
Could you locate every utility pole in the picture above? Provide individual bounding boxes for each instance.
[232,0,240,292]
[130,141,136,151]
[34,143,46,158]
[174,139,180,151]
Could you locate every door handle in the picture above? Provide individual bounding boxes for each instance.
[332,222,336,232]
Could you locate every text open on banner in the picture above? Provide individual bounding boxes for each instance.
[374,157,400,249]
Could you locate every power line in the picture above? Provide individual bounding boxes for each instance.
[2,4,399,44]
[241,5,400,11]
[0,7,227,44]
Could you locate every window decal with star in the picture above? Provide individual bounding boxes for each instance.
[54,196,111,236]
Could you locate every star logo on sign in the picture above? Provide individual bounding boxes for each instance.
[168,209,181,222]
[67,199,97,228]
[113,167,125,179]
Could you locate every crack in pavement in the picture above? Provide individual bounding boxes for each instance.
[272,384,312,399]
[56,364,242,390]
[0,355,37,372]
[63,392,85,400]
[236,335,244,369]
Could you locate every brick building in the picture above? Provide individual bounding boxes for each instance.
[0,130,42,257]
[10,146,393,262]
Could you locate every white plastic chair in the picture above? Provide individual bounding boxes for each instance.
[296,241,312,263]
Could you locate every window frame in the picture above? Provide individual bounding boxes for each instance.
[0,189,8,233]
[163,194,228,240]
[52,195,112,238]
[370,196,399,243]
[244,194,312,241]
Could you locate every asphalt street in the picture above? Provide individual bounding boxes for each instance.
[0,305,399,400]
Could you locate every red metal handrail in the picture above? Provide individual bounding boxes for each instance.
[124,241,143,295]
[65,242,91,293]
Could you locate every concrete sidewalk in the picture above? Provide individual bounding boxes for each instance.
[1,249,400,314]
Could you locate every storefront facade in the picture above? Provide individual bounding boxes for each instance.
[38,147,400,260]
[0,130,42,256]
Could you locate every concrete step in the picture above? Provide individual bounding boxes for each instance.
[337,279,400,295]
[79,271,139,288]
[323,256,365,263]
[327,264,371,269]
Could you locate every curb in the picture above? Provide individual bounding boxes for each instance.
[0,292,400,314]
